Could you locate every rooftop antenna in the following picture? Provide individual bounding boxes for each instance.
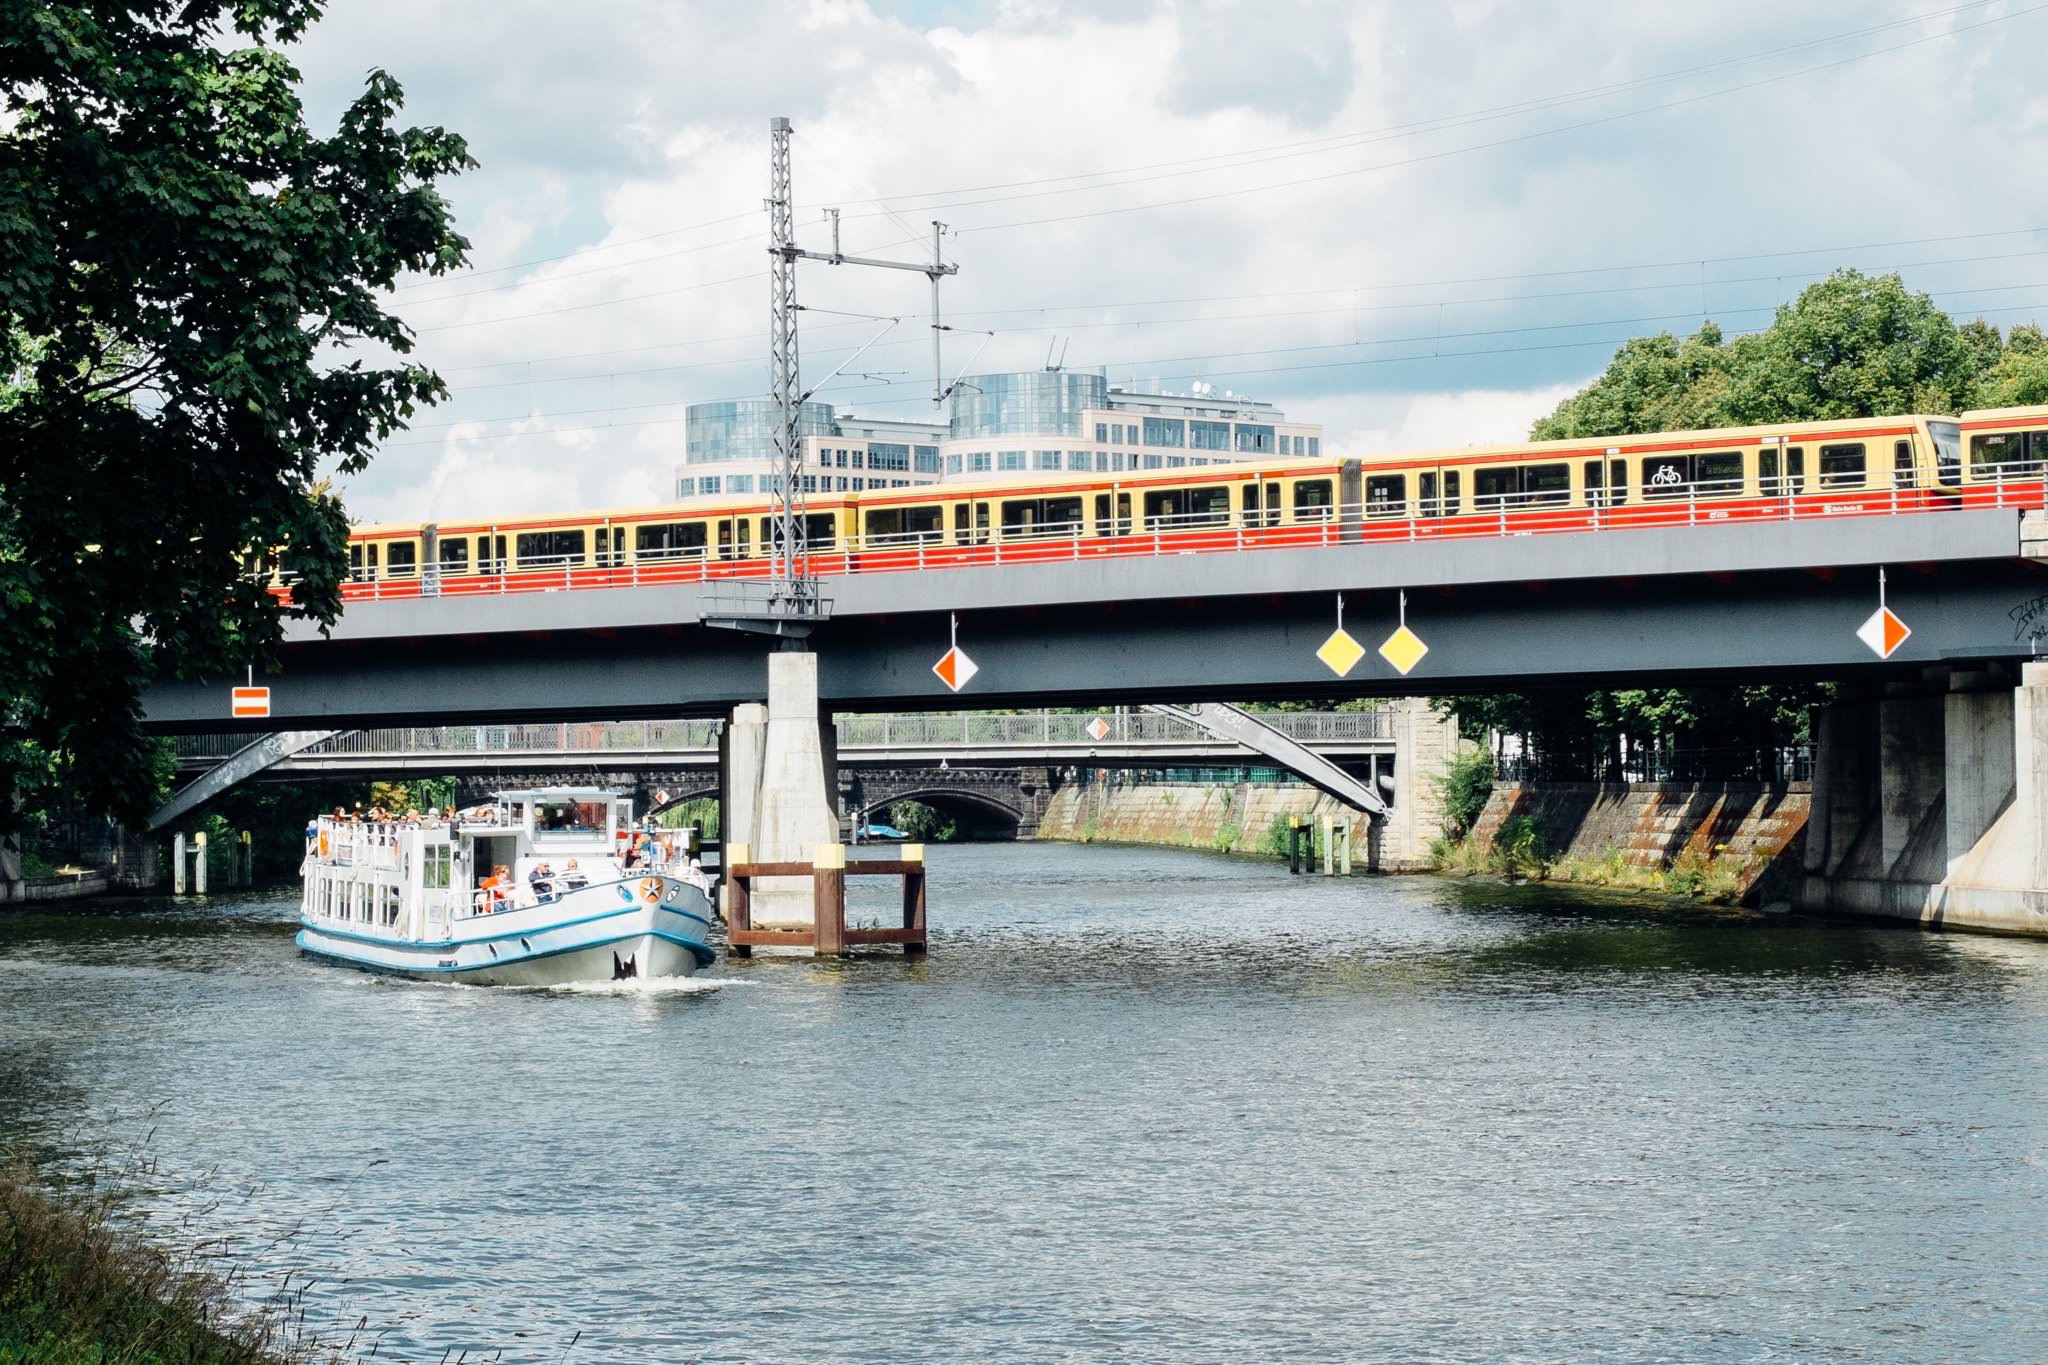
[757,116,960,628]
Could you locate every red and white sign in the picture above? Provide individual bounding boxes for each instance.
[1856,606,1911,659]
[933,646,979,692]
[1086,716,1111,741]
[230,686,271,718]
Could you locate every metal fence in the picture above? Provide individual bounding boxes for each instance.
[1492,744,1814,785]
[169,708,1390,764]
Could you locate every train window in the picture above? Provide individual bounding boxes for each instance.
[1583,461,1605,509]
[1929,420,1961,484]
[594,526,624,568]
[1969,431,2039,480]
[1293,479,1334,520]
[1761,448,1781,494]
[636,522,708,559]
[1525,463,1570,505]
[439,538,469,573]
[516,529,585,567]
[1420,473,1440,518]
[1642,454,1688,497]
[1142,486,1230,528]
[1473,467,1519,510]
[385,542,417,578]
[1818,443,1866,489]
[1263,482,1281,528]
[862,505,943,542]
[1785,447,1805,493]
[1608,458,1627,505]
[805,513,836,548]
[715,518,750,560]
[1001,496,1084,536]
[347,542,379,581]
[1694,452,1743,495]
[1444,470,1461,513]
[475,535,507,573]
[1893,440,1917,490]
[1365,474,1407,517]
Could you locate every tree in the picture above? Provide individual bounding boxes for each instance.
[1484,270,1993,775]
[0,1,472,832]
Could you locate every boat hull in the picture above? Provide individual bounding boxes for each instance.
[298,883,715,987]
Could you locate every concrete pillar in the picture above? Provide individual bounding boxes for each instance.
[721,703,768,860]
[2013,661,2048,892]
[0,782,21,903]
[1808,694,1879,879]
[1878,681,1945,878]
[172,833,187,895]
[1945,668,2017,880]
[1382,698,1455,869]
[737,652,842,928]
[192,831,208,895]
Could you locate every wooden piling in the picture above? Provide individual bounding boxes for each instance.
[901,843,927,956]
[192,831,207,895]
[725,841,752,957]
[813,843,847,957]
[1288,816,1302,875]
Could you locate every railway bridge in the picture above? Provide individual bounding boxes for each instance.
[122,496,2048,936]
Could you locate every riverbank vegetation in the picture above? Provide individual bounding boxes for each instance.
[0,1162,300,1364]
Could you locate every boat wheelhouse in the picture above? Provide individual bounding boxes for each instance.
[298,787,715,986]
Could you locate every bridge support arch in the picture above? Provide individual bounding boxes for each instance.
[846,766,1047,839]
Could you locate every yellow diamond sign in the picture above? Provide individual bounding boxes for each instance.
[1378,624,1429,676]
[1316,627,1366,677]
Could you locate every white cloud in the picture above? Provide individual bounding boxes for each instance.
[281,0,2048,523]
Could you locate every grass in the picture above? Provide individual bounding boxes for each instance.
[0,1160,301,1364]
[1431,825,1760,904]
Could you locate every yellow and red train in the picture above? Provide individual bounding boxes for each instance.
[330,404,2048,599]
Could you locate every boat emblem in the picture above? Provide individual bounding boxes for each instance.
[639,877,663,903]
[615,885,635,904]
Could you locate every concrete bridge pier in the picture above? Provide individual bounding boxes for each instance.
[1801,661,2048,935]
[721,651,841,929]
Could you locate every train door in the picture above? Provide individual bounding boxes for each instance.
[715,516,750,561]
[475,533,506,574]
[952,501,990,545]
[347,542,379,583]
[1892,438,1918,492]
[594,523,624,568]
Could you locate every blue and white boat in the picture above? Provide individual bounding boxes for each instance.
[298,787,716,986]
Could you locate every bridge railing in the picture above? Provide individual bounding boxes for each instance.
[297,473,2048,602]
[168,708,1391,764]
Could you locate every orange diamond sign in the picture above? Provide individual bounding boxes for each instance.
[1086,716,1111,741]
[1856,606,1910,659]
[934,645,979,692]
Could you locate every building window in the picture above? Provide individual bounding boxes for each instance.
[676,478,695,497]
[1113,424,1126,445]
[870,443,910,472]
[1191,420,1231,451]
[914,444,941,473]
[1167,456,1186,468]
[1308,437,1320,457]
[1035,450,1062,470]
[1095,422,1108,443]
[1235,424,1274,453]
[971,452,993,472]
[1067,451,1091,471]
[819,449,831,465]
[1143,417,1186,448]
[802,475,816,492]
[699,476,721,495]
[946,455,963,475]
[1144,455,1162,469]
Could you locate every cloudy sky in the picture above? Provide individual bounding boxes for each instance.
[280,0,2048,524]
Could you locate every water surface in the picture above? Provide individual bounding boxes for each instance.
[2,845,2043,1362]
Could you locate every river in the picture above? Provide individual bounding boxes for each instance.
[2,843,2044,1362]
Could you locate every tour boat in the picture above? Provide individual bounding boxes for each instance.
[298,787,716,986]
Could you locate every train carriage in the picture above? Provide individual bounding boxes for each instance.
[323,407,2028,603]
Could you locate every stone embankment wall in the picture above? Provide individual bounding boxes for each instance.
[1037,781,1433,871]
[3,869,112,903]
[1469,780,1811,898]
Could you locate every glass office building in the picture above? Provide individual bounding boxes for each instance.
[675,371,1321,500]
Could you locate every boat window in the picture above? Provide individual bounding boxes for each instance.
[635,521,708,559]
[1818,443,1867,489]
[516,529,585,568]
[1293,479,1334,520]
[535,800,609,843]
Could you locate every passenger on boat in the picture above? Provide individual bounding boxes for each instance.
[478,865,511,912]
[529,861,556,902]
[562,859,589,891]
[622,833,646,870]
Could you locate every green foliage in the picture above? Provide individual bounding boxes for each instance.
[1434,748,1495,838]
[889,800,957,843]
[1974,324,2048,407]
[657,797,719,840]
[1494,815,1547,875]
[0,2,472,835]
[1211,820,1243,853]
